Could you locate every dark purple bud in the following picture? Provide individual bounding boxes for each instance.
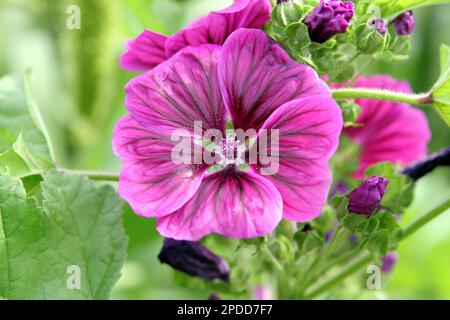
[381,252,398,273]
[393,10,415,36]
[370,18,387,36]
[158,238,230,282]
[347,176,389,217]
[402,147,450,181]
[277,0,292,3]
[209,293,221,300]
[303,0,355,43]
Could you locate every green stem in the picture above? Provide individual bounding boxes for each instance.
[262,246,285,273]
[403,198,450,239]
[304,198,450,299]
[332,88,433,106]
[304,252,372,299]
[57,168,119,182]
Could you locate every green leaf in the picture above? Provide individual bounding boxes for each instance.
[0,171,127,299]
[432,44,450,126]
[331,195,350,220]
[342,214,368,232]
[271,2,304,35]
[372,0,450,20]
[366,230,390,255]
[0,73,54,177]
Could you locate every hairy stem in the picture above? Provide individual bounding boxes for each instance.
[57,168,119,182]
[332,88,433,106]
[403,198,450,238]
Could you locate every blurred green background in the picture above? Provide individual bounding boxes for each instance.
[0,0,448,299]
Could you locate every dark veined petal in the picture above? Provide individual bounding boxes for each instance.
[156,167,283,240]
[218,29,330,132]
[251,96,343,222]
[113,116,209,217]
[125,45,227,137]
[120,30,168,72]
[165,0,271,58]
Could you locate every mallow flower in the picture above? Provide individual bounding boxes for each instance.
[343,75,431,177]
[113,29,343,240]
[120,0,271,72]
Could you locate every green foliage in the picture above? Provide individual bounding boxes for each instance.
[0,73,54,177]
[432,44,450,126]
[371,0,450,20]
[0,171,127,299]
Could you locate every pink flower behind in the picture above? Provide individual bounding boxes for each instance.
[343,75,431,177]
[120,0,271,72]
[114,29,343,240]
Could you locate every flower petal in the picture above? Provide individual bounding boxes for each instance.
[120,30,168,72]
[165,0,271,58]
[251,96,343,222]
[343,75,431,177]
[219,29,330,132]
[113,116,209,218]
[156,168,283,240]
[125,45,226,136]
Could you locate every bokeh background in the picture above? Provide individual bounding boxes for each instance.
[0,0,449,299]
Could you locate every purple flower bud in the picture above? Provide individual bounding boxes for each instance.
[325,230,334,242]
[393,10,415,36]
[209,293,221,300]
[381,252,398,273]
[370,18,387,36]
[277,0,292,3]
[402,147,450,181]
[347,176,390,217]
[158,238,230,282]
[304,0,355,43]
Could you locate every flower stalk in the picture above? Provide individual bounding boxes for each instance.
[57,168,120,182]
[332,88,433,106]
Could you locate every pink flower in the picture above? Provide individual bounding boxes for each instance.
[120,0,271,72]
[113,29,343,240]
[343,75,431,177]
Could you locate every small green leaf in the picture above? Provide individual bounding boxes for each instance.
[0,73,54,177]
[366,230,389,255]
[0,171,127,300]
[271,2,304,34]
[432,44,450,126]
[342,214,368,232]
[331,195,350,220]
